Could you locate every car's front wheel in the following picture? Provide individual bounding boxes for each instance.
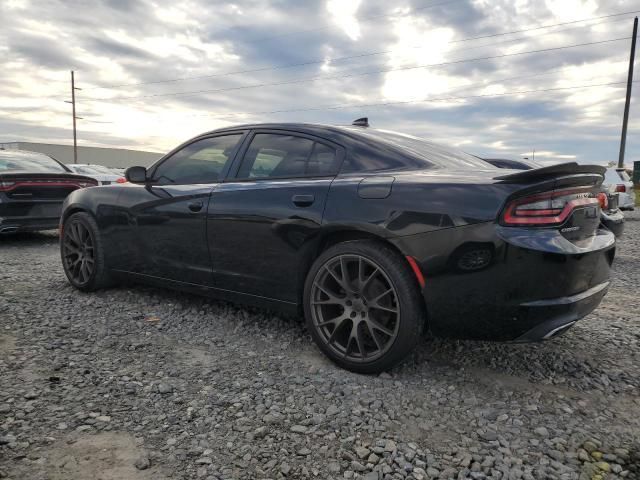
[304,240,425,373]
[60,212,113,291]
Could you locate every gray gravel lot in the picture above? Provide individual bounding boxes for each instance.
[1,212,639,480]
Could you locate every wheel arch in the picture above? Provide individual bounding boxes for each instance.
[61,204,95,224]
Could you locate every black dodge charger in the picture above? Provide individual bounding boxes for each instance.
[59,121,615,373]
[0,149,97,234]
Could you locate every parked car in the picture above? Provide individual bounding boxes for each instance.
[603,167,635,210]
[480,157,624,237]
[59,121,615,373]
[0,150,97,234]
[66,164,126,185]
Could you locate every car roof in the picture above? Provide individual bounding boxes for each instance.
[195,123,374,141]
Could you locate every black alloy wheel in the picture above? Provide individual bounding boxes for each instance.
[304,240,424,373]
[62,220,95,285]
[60,212,112,291]
[310,254,400,362]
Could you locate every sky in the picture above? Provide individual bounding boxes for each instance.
[1,0,639,166]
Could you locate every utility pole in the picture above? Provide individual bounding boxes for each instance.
[618,16,637,169]
[65,70,82,164]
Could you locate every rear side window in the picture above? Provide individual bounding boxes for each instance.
[237,133,338,179]
[152,134,242,185]
[340,127,490,172]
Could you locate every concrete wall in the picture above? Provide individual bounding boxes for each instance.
[0,142,162,168]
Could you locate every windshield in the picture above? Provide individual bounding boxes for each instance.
[70,165,102,175]
[0,151,67,173]
[345,127,492,169]
[87,165,114,174]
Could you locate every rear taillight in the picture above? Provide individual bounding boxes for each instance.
[502,188,599,226]
[116,177,127,184]
[597,192,609,210]
[615,184,626,193]
[0,180,15,192]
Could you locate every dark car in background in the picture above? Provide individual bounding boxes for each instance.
[480,157,625,237]
[0,150,97,234]
[59,122,615,373]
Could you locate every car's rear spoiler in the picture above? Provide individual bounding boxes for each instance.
[494,162,605,183]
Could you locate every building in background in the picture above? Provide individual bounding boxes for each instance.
[0,142,162,168]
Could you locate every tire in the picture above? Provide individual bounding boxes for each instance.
[303,240,425,373]
[60,212,114,291]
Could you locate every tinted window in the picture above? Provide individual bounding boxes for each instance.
[0,151,67,173]
[307,142,338,175]
[238,133,336,179]
[152,135,241,185]
[341,127,491,171]
[71,165,102,175]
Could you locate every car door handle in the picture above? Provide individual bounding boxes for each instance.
[188,201,203,212]
[292,194,315,207]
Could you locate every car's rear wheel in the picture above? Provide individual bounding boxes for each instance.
[61,212,112,291]
[304,240,424,373]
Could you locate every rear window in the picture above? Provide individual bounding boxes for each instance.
[617,170,631,182]
[342,127,491,171]
[0,151,67,173]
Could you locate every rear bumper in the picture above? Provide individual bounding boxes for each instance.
[618,191,635,209]
[0,217,60,233]
[513,281,609,342]
[0,199,63,233]
[600,210,625,237]
[391,222,615,342]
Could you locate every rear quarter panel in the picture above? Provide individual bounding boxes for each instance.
[322,170,517,238]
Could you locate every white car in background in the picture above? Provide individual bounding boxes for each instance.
[603,167,635,210]
[66,164,126,186]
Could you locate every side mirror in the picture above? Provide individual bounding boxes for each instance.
[125,166,147,184]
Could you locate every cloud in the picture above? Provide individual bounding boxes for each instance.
[326,0,362,41]
[0,0,637,166]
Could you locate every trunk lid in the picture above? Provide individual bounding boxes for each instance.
[0,172,97,200]
[494,162,605,183]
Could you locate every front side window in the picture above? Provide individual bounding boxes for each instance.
[237,133,337,179]
[152,134,242,185]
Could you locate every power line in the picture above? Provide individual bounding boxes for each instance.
[189,80,640,120]
[35,0,465,87]
[87,36,631,102]
[11,63,621,122]
[82,9,639,91]
[246,0,465,43]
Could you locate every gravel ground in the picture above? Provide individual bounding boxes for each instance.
[1,211,639,480]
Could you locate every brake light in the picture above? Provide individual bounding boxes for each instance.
[502,188,599,226]
[0,180,16,191]
[0,179,97,191]
[596,192,609,210]
[116,177,127,184]
[615,184,626,193]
